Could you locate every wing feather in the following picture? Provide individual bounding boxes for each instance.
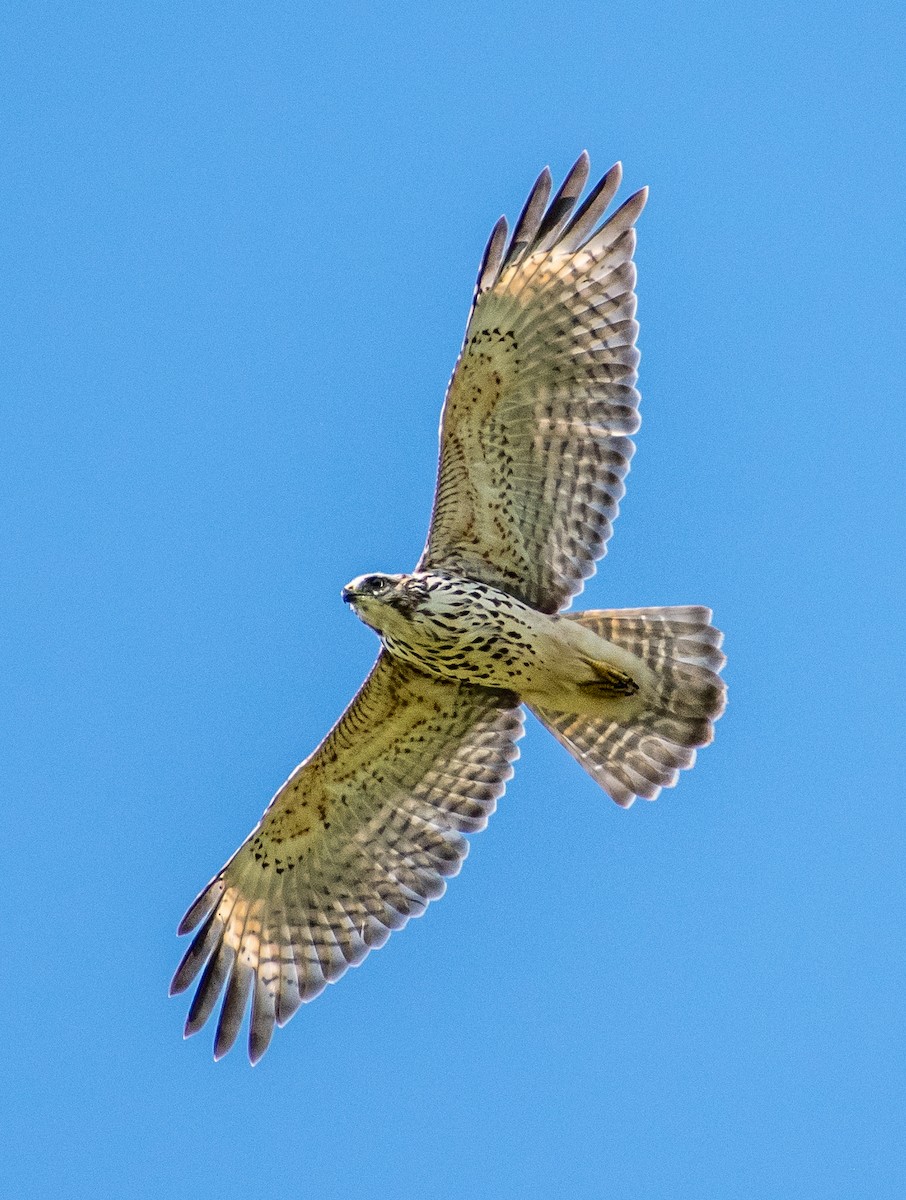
[171,653,523,1061]
[558,161,623,252]
[532,151,590,252]
[505,166,552,265]
[419,154,646,612]
[476,215,509,293]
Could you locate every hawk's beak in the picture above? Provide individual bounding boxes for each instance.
[341,585,355,604]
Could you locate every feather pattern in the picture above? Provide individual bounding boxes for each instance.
[419,154,647,613]
[530,607,726,807]
[171,653,522,1062]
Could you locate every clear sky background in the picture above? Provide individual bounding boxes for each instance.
[3,3,904,1197]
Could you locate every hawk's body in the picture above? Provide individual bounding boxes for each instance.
[171,155,727,1062]
[346,570,648,712]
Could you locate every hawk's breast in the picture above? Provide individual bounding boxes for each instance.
[380,576,550,692]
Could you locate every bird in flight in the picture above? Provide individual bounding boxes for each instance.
[171,153,727,1062]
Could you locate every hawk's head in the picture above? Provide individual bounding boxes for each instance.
[344,570,490,647]
[341,572,431,635]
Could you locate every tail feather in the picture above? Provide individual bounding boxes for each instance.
[529,606,726,807]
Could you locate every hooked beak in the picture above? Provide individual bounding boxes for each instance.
[341,584,355,604]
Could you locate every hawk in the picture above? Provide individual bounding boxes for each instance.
[171,153,727,1062]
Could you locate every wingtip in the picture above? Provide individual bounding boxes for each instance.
[529,163,553,194]
[212,1024,237,1061]
[169,953,195,996]
[177,876,225,935]
[605,184,649,234]
[247,1037,270,1067]
[571,150,592,188]
[628,185,649,222]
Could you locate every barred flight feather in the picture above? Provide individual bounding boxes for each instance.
[171,654,522,1063]
[530,607,726,808]
[420,155,647,613]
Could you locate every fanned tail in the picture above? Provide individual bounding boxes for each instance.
[528,606,726,807]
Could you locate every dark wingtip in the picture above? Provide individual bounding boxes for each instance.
[476,214,509,291]
[558,160,623,251]
[532,154,593,251]
[212,1017,240,1061]
[177,876,225,936]
[504,165,553,266]
[211,964,252,1060]
[248,1024,274,1066]
[621,186,649,220]
[170,904,223,995]
[169,947,198,996]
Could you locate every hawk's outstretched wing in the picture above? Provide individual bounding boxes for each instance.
[419,153,646,614]
[171,654,522,1062]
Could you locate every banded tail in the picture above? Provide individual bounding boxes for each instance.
[528,607,726,807]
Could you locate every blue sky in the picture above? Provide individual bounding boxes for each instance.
[3,2,904,1196]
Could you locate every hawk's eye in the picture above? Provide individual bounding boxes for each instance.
[370,577,389,593]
